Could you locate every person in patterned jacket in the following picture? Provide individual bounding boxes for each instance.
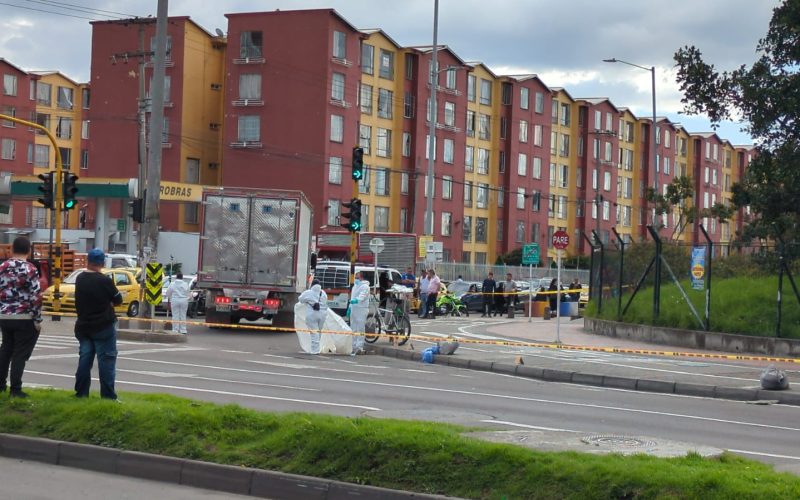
[0,236,43,398]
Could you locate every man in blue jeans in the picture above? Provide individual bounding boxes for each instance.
[74,248,123,400]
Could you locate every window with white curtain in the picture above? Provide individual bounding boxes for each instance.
[238,116,260,142]
[331,73,345,101]
[330,114,343,142]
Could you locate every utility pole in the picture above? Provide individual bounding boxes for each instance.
[142,0,168,318]
[425,0,439,236]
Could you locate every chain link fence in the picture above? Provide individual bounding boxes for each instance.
[417,261,590,285]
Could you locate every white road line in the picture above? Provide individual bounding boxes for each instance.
[400,369,437,374]
[33,344,70,350]
[480,419,582,433]
[727,449,800,461]
[221,350,253,354]
[26,370,378,411]
[118,357,800,432]
[262,353,295,360]
[31,346,205,360]
[247,359,389,376]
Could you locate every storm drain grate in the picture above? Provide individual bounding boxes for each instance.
[581,435,657,448]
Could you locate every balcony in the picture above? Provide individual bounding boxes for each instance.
[329,98,351,109]
[232,98,264,107]
[331,57,352,67]
[233,56,265,65]
[436,123,461,133]
[229,141,263,149]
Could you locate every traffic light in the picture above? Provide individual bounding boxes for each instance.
[129,197,145,223]
[37,171,54,209]
[63,173,79,210]
[340,198,362,233]
[351,146,364,181]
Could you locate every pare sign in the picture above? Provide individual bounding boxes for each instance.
[552,230,570,250]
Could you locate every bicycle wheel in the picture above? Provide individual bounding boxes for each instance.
[364,313,381,343]
[395,316,411,346]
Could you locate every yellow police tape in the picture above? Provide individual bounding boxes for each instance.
[46,310,800,365]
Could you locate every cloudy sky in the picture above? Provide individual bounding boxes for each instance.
[1,0,781,144]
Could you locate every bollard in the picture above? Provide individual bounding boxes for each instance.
[543,307,551,320]
[507,304,515,319]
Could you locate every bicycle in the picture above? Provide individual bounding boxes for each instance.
[364,295,411,346]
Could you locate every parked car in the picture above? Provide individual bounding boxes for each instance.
[43,267,142,317]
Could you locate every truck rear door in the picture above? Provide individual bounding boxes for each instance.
[247,197,298,287]
[201,195,250,284]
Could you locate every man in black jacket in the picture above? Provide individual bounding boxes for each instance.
[74,248,123,400]
[481,272,496,317]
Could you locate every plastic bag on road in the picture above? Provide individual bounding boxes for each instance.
[760,366,790,390]
[421,345,440,363]
[437,338,459,355]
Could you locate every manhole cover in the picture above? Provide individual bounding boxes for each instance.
[581,435,657,448]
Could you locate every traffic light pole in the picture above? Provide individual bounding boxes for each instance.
[0,113,65,314]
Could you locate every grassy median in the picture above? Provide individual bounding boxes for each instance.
[1,389,798,499]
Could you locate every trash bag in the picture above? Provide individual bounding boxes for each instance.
[437,340,459,355]
[421,347,436,363]
[760,366,790,390]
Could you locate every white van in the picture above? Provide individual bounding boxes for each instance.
[313,260,402,314]
[105,253,138,269]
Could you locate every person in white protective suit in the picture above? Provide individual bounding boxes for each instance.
[297,280,328,355]
[349,271,371,355]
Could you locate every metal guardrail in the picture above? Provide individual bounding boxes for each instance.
[416,262,590,284]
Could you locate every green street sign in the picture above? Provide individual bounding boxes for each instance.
[522,243,540,265]
[117,218,126,231]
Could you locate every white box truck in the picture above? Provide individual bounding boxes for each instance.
[196,188,313,328]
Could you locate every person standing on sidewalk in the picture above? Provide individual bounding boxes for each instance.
[503,273,517,315]
[418,271,430,318]
[481,272,496,318]
[74,249,123,400]
[0,236,43,398]
[166,273,190,334]
[425,270,441,319]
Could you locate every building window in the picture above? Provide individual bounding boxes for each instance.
[361,205,370,231]
[80,149,88,169]
[58,147,71,169]
[465,146,474,172]
[34,144,49,167]
[467,75,476,102]
[81,120,89,139]
[535,91,544,113]
[533,124,543,147]
[458,216,470,243]
[603,200,610,221]
[498,186,504,207]
[446,68,457,89]
[401,172,409,194]
[478,114,490,140]
[240,31,263,58]
[56,117,72,139]
[379,49,394,79]
[466,110,476,136]
[331,72,345,101]
[376,128,391,157]
[516,222,525,243]
[533,157,542,179]
[560,164,568,188]
[400,208,408,232]
[517,187,525,209]
[333,31,346,59]
[551,100,559,124]
[327,199,340,226]
[443,138,454,164]
[479,78,492,105]
[478,148,489,175]
[444,101,455,126]
[402,132,411,157]
[497,220,504,241]
[1,138,15,160]
[3,74,17,96]
[57,86,74,110]
[441,212,452,236]
[1,105,14,127]
[560,134,570,157]
[476,217,487,243]
[359,167,371,194]
[442,175,453,200]
[464,182,472,207]
[375,168,389,196]
[374,206,389,232]
[604,171,611,191]
[550,163,556,187]
[499,151,506,173]
[239,73,260,100]
[520,87,529,110]
[560,103,571,126]
[425,135,436,159]
[359,84,373,114]
[361,43,374,74]
[184,158,200,223]
[502,83,512,105]
[330,114,344,142]
[531,191,540,211]
[461,251,471,264]
[477,183,488,209]
[517,153,527,176]
[37,82,51,106]
[403,91,414,118]
[519,120,528,143]
[359,125,372,154]
[329,156,342,184]
[238,116,260,142]
[378,88,393,118]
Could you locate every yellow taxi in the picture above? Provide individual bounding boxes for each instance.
[42,268,143,317]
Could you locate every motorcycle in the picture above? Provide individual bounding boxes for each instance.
[435,291,469,317]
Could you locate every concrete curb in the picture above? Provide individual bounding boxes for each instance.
[0,434,456,499]
[367,345,800,407]
[117,329,187,343]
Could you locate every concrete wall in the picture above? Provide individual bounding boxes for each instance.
[585,317,800,357]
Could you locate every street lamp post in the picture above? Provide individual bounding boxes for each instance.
[603,58,657,223]
[425,0,440,236]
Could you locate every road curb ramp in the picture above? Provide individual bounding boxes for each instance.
[367,346,800,407]
[0,434,458,499]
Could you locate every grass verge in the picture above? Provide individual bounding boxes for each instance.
[1,389,799,499]
[587,276,800,338]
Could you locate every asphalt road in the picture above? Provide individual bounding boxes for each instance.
[18,316,800,475]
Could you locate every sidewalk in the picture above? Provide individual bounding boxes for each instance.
[367,317,800,406]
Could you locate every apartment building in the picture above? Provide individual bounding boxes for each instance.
[548,87,578,258]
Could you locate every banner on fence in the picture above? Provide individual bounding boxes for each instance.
[691,246,705,291]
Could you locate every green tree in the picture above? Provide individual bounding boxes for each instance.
[674,0,800,242]
[645,175,695,240]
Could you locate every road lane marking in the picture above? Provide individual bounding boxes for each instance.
[480,420,582,433]
[262,353,295,360]
[221,350,253,354]
[26,370,378,411]
[247,360,389,376]
[31,346,206,360]
[728,449,800,461]
[117,357,800,432]
[118,369,198,378]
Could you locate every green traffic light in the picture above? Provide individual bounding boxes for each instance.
[350,221,361,231]
[65,200,76,209]
[352,169,363,180]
